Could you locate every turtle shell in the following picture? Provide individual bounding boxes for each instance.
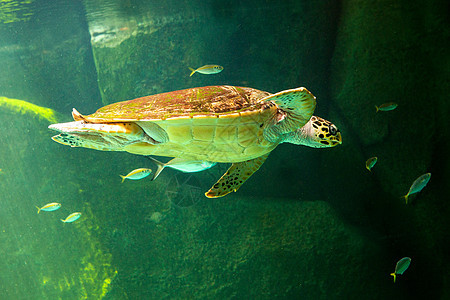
[77,86,281,162]
[85,86,271,122]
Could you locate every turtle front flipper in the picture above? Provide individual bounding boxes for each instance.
[262,87,316,142]
[205,153,270,198]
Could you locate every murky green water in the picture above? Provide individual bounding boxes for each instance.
[1,0,449,299]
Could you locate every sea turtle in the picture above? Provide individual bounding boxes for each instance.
[49,85,342,198]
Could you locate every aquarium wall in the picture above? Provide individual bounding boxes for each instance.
[0,0,448,299]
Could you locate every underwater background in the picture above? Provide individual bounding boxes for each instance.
[0,0,449,299]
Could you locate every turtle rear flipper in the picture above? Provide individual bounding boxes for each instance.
[262,87,316,142]
[205,153,269,198]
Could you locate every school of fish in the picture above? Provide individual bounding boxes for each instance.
[36,202,81,223]
[367,100,431,282]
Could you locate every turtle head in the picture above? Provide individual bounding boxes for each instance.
[284,116,342,148]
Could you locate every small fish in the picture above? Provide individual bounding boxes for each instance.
[36,202,61,214]
[189,65,223,77]
[147,156,217,180]
[375,102,398,112]
[61,212,82,223]
[403,173,431,204]
[390,257,411,283]
[365,157,378,172]
[120,168,152,183]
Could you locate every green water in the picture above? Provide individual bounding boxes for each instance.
[0,0,449,299]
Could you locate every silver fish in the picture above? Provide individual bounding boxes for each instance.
[403,173,431,204]
[390,257,411,283]
[147,156,216,180]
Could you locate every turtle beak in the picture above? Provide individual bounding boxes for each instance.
[337,131,342,144]
[332,131,342,146]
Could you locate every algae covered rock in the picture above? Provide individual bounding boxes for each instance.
[0,96,66,123]
[0,108,116,299]
[92,189,396,298]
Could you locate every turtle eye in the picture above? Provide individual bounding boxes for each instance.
[329,125,337,135]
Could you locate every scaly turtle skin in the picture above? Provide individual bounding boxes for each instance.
[49,86,342,197]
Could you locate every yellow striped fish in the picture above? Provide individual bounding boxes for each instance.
[375,102,398,112]
[120,168,152,183]
[189,65,223,77]
[365,157,378,172]
[61,212,82,223]
[390,257,411,282]
[403,173,431,204]
[36,202,61,214]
